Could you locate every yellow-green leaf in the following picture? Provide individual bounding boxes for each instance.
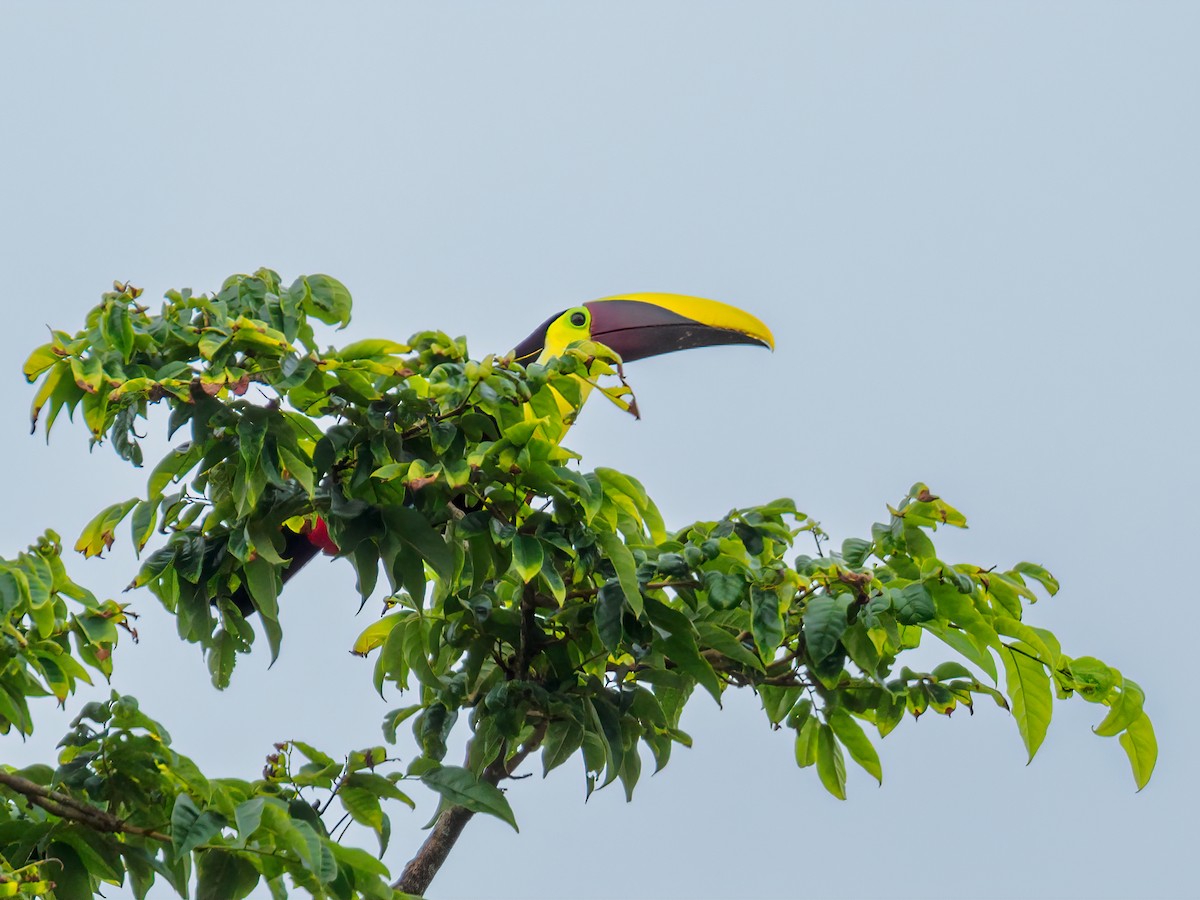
[1002,646,1053,762]
[1118,712,1157,791]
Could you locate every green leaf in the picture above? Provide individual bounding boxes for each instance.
[595,529,643,618]
[750,586,783,657]
[45,841,92,900]
[244,557,279,623]
[352,612,406,656]
[1013,561,1059,596]
[893,583,936,625]
[703,570,745,610]
[74,498,139,558]
[931,661,974,682]
[695,621,764,672]
[403,618,440,689]
[298,273,353,327]
[803,594,850,663]
[340,786,384,830]
[291,740,337,770]
[1118,712,1157,791]
[794,717,819,768]
[759,685,802,725]
[234,798,267,844]
[421,765,518,831]
[994,616,1059,668]
[1069,656,1119,702]
[659,630,722,705]
[595,581,625,651]
[1002,646,1053,762]
[339,338,409,359]
[511,535,544,583]
[196,850,260,900]
[828,709,882,784]
[841,537,872,567]
[171,794,227,856]
[816,724,847,800]
[130,499,158,553]
[542,717,585,776]
[1094,679,1146,738]
[385,506,453,580]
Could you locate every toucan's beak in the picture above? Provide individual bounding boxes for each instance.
[584,293,774,362]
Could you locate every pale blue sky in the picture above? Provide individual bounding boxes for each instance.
[2,4,1196,898]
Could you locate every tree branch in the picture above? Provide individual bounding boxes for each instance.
[394,721,548,896]
[0,771,169,842]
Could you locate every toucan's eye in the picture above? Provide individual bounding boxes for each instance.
[569,311,587,327]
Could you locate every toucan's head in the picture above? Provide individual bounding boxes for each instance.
[511,293,775,366]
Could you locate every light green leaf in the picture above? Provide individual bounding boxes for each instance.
[1002,646,1053,762]
[1094,679,1146,738]
[1118,712,1157,791]
[994,616,1058,668]
[352,613,406,657]
[1013,561,1060,596]
[595,529,643,618]
[340,786,384,830]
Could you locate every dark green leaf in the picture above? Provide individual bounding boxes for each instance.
[421,765,518,831]
[659,630,722,705]
[893,583,935,625]
[542,717,585,776]
[197,850,260,900]
[595,580,625,651]
[703,570,745,610]
[803,594,850,663]
[750,587,783,657]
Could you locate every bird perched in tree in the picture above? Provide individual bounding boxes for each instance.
[234,293,773,614]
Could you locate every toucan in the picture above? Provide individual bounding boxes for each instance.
[232,293,774,614]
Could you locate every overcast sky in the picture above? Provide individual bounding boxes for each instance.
[1,4,1196,899]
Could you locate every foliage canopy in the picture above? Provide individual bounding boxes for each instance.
[0,271,1155,898]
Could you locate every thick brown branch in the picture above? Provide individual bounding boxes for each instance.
[0,771,169,842]
[394,721,548,896]
[516,583,538,677]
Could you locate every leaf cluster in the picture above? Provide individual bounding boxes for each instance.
[7,272,1157,898]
